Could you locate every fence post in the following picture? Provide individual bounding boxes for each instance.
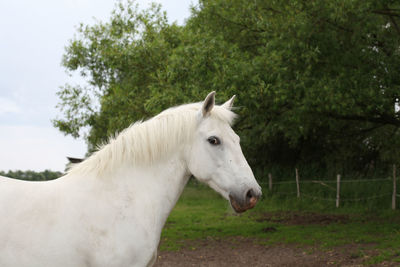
[268,173,272,191]
[295,168,300,198]
[336,174,341,208]
[393,164,397,210]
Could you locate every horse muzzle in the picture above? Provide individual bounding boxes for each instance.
[229,188,261,213]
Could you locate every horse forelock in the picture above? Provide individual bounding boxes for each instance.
[68,102,237,176]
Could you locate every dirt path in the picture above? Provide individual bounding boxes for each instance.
[155,237,395,267]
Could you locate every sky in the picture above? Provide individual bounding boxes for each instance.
[0,0,196,172]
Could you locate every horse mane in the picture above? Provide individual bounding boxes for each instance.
[68,102,237,176]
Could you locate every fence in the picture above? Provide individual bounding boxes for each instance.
[261,164,398,210]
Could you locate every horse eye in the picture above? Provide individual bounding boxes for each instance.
[207,136,221,145]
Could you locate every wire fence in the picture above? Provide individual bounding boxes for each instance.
[259,165,398,209]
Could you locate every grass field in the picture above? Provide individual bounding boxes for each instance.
[160,181,400,265]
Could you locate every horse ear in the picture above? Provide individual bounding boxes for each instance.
[201,91,216,117]
[221,95,236,110]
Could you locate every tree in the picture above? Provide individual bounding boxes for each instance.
[190,0,400,172]
[55,0,400,178]
[0,170,63,181]
[54,1,182,148]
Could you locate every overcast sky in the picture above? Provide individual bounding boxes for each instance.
[0,0,195,172]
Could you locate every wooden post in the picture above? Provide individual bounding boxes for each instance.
[295,168,300,198]
[393,164,397,210]
[336,174,341,208]
[268,173,272,191]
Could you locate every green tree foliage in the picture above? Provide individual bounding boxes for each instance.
[0,170,63,181]
[54,0,400,178]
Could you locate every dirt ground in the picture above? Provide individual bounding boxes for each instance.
[155,212,397,267]
[155,237,396,267]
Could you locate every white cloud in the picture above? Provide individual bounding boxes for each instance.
[0,0,195,172]
[0,97,21,115]
[0,125,86,172]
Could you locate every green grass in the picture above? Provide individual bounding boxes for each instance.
[159,181,400,264]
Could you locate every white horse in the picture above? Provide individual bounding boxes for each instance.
[0,92,261,267]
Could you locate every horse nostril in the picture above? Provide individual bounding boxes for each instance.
[246,189,254,200]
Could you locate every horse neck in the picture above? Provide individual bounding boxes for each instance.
[110,152,191,234]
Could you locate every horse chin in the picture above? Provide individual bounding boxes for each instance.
[229,194,257,213]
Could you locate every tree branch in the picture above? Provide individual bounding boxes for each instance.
[372,9,400,18]
[323,112,400,127]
